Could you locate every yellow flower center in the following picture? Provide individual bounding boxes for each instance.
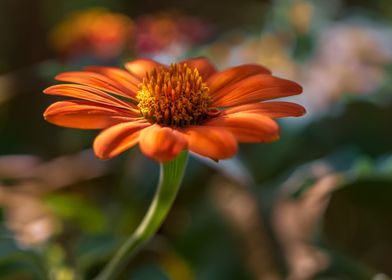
[137,63,215,127]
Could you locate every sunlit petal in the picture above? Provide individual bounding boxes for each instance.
[207,64,271,93]
[223,102,306,118]
[83,66,140,95]
[139,125,188,162]
[43,100,140,129]
[93,121,150,159]
[213,74,302,107]
[44,84,134,110]
[56,71,135,99]
[125,59,165,79]
[183,126,237,160]
[180,57,217,79]
[206,112,280,142]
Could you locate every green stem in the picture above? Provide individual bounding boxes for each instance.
[95,151,188,280]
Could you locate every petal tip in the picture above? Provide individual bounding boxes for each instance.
[92,137,111,160]
[298,105,306,116]
[93,148,110,160]
[292,82,303,94]
[43,86,55,94]
[54,73,66,81]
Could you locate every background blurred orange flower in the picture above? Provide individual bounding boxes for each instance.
[50,8,134,60]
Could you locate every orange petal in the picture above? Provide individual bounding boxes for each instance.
[125,59,165,79]
[212,74,303,107]
[44,100,140,129]
[207,64,271,93]
[183,126,237,160]
[93,121,150,159]
[84,66,140,95]
[139,125,188,162]
[223,102,306,118]
[206,112,280,143]
[180,57,217,80]
[56,71,135,99]
[44,84,134,110]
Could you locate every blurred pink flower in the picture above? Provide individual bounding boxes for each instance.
[302,22,392,111]
[133,11,215,57]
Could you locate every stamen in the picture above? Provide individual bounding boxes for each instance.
[137,63,216,127]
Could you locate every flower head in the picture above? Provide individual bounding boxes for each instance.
[43,58,305,162]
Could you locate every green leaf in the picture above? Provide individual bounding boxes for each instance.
[74,235,119,273]
[44,194,105,233]
[128,265,170,280]
[350,156,375,177]
[0,229,46,279]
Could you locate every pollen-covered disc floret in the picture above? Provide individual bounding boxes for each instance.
[137,63,215,127]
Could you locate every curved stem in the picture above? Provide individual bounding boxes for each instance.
[95,152,188,280]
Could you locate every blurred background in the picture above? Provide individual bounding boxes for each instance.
[1,0,392,279]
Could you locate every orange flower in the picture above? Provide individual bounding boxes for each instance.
[43,58,305,162]
[50,8,133,59]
